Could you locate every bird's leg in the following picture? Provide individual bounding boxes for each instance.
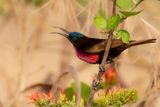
[110,59,114,63]
[107,57,114,63]
[99,57,114,72]
[92,65,106,90]
[92,58,114,90]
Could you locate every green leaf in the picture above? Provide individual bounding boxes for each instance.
[117,0,133,10]
[117,29,130,44]
[121,34,130,44]
[120,10,143,17]
[131,0,144,11]
[64,87,75,100]
[93,15,107,29]
[113,34,121,39]
[106,15,120,30]
[71,82,91,104]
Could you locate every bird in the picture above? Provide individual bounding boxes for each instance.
[52,26,156,71]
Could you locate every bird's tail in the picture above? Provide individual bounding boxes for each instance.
[129,38,156,47]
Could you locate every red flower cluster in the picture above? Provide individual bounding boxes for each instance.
[29,92,53,102]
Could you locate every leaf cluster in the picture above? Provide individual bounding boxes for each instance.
[93,0,144,44]
[64,82,91,104]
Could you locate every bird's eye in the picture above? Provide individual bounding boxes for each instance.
[73,37,77,41]
[68,36,73,40]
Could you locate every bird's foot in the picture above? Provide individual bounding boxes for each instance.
[92,79,100,91]
[99,65,106,72]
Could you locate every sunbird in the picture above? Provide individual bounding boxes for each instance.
[52,27,156,72]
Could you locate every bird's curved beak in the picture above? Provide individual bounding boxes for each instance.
[51,26,69,38]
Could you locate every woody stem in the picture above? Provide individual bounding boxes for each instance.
[86,0,117,107]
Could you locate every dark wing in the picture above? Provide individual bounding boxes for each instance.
[76,34,136,54]
[75,35,104,50]
[83,37,156,54]
[83,38,130,54]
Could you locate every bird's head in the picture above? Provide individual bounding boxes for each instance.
[51,26,84,46]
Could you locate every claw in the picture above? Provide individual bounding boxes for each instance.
[99,65,106,72]
[92,80,100,91]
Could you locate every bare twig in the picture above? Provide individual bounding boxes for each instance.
[98,0,117,81]
[86,0,117,106]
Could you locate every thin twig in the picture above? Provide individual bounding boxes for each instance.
[99,0,117,78]
[86,0,117,106]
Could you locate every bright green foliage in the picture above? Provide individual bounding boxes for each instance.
[113,33,121,39]
[120,10,143,17]
[79,82,91,103]
[106,15,120,30]
[118,0,144,21]
[64,82,91,104]
[71,82,91,104]
[92,88,138,107]
[121,32,130,44]
[116,29,130,44]
[64,87,75,100]
[132,0,144,11]
[93,15,107,29]
[93,0,144,30]
[117,0,133,10]
[25,0,48,6]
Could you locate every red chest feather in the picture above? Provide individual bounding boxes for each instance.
[75,49,99,64]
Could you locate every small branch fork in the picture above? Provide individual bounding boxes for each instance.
[86,0,117,106]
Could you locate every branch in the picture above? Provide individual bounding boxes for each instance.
[86,0,117,106]
[98,0,117,86]
[99,0,117,78]
[100,0,116,67]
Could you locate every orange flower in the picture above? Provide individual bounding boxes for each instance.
[127,96,131,102]
[104,65,117,83]
[46,92,53,101]
[29,92,53,102]
[29,93,42,102]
